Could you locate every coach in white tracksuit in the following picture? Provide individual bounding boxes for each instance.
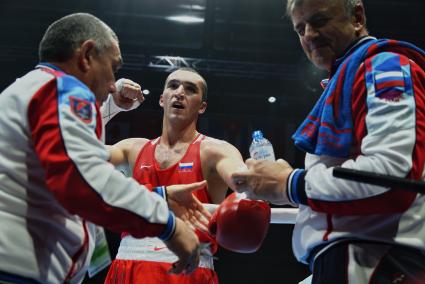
[232,0,425,283]
[0,13,202,284]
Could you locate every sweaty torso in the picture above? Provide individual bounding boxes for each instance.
[133,133,211,202]
[154,140,191,169]
[129,134,229,204]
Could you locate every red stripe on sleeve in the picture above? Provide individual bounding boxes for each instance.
[376,80,404,90]
[409,60,425,183]
[307,189,416,215]
[351,63,368,156]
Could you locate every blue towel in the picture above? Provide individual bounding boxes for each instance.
[292,38,425,157]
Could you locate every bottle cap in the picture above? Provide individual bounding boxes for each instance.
[252,130,264,141]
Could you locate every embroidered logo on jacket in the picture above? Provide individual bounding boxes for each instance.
[69,96,92,123]
[178,162,193,172]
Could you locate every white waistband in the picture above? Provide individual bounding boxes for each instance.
[116,235,214,270]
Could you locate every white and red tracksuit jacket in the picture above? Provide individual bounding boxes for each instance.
[0,63,175,283]
[287,37,425,266]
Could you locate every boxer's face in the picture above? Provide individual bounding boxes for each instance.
[160,70,207,122]
[290,0,359,71]
[89,39,122,103]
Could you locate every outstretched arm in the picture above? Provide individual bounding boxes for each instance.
[201,138,247,203]
[231,158,294,205]
[214,143,246,191]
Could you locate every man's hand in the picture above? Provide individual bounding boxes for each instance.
[112,78,145,110]
[231,158,293,205]
[167,180,211,232]
[164,218,200,275]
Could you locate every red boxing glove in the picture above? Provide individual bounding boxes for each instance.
[208,193,271,253]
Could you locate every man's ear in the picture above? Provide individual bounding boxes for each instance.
[159,94,164,107]
[78,40,97,72]
[198,101,207,114]
[352,4,367,35]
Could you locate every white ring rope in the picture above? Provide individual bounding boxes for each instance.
[203,203,298,224]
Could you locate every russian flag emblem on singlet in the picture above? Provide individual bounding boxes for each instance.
[178,162,193,172]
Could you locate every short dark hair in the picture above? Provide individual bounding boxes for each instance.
[39,13,118,62]
[166,67,208,101]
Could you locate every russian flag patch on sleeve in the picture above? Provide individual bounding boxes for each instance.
[370,52,409,102]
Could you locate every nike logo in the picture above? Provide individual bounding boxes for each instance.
[140,165,152,169]
[153,246,166,251]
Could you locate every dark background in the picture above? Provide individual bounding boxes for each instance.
[0,0,423,283]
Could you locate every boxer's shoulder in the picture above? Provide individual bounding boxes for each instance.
[201,137,233,156]
[124,138,150,167]
[128,138,149,153]
[200,138,242,171]
[201,136,228,146]
[117,137,149,166]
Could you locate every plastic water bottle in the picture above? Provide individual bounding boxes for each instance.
[249,130,275,161]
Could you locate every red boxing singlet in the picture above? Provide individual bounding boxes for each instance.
[134,134,212,204]
[106,134,219,284]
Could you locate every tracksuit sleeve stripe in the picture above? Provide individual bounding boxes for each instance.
[152,186,167,200]
[158,212,177,241]
[288,169,307,205]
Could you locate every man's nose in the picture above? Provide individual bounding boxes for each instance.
[304,23,319,39]
[173,84,185,97]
